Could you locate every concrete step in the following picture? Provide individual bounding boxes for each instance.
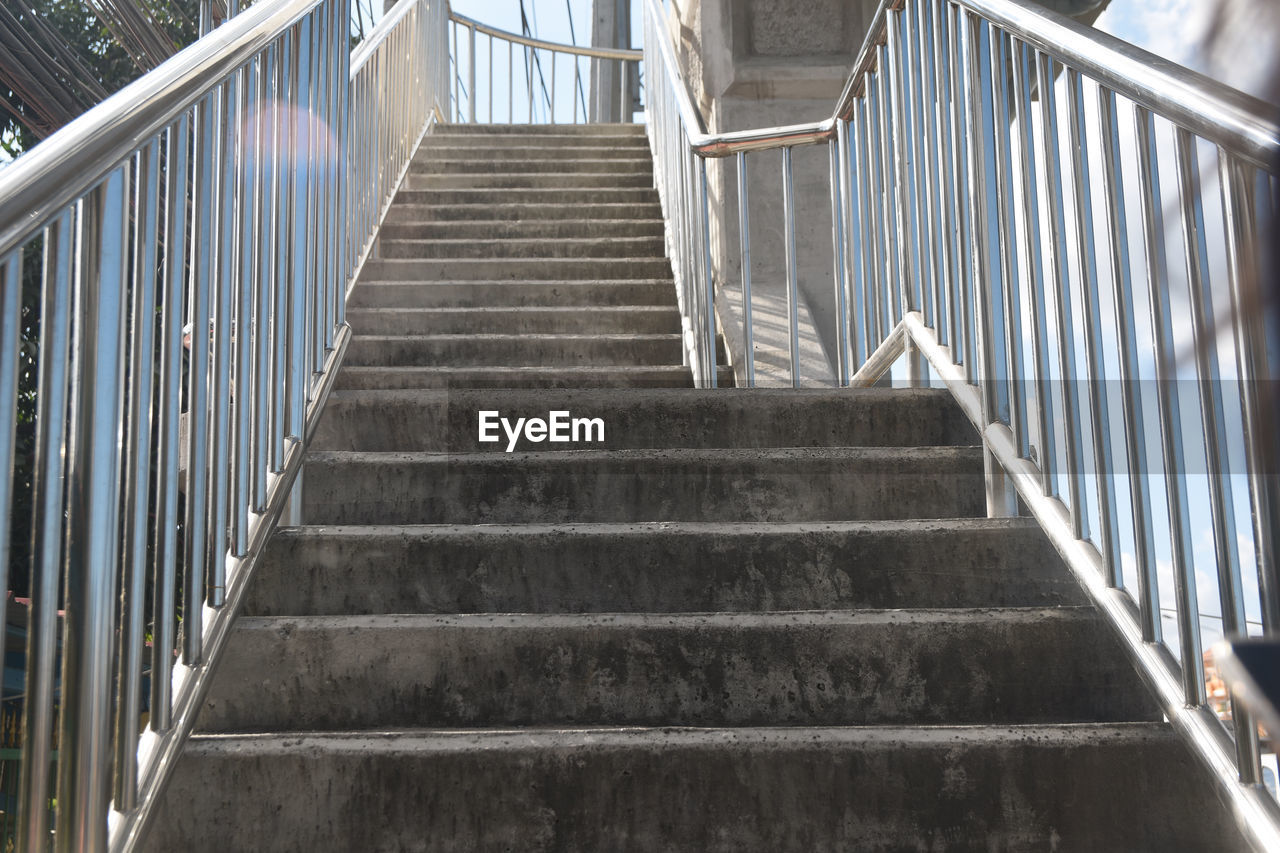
[377,235,666,260]
[145,724,1242,853]
[347,280,677,309]
[358,257,673,281]
[247,519,1083,616]
[405,172,654,190]
[393,187,659,206]
[301,446,985,524]
[381,202,661,222]
[311,388,976,452]
[331,364,729,390]
[410,157,653,174]
[199,608,1154,732]
[344,333,700,368]
[376,218,665,240]
[430,122,646,136]
[414,144,652,161]
[346,306,680,336]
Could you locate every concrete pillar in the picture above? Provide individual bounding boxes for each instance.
[590,0,633,122]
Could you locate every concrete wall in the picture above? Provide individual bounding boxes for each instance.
[662,0,878,386]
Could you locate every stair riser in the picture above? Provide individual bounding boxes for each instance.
[347,281,676,309]
[302,448,986,524]
[359,258,673,281]
[145,727,1235,853]
[393,188,659,206]
[201,610,1153,732]
[346,307,681,336]
[331,366,726,390]
[414,145,651,161]
[405,173,653,190]
[377,219,665,240]
[248,521,1082,616]
[410,159,653,175]
[382,203,660,222]
[377,236,665,259]
[344,335,693,367]
[312,388,976,452]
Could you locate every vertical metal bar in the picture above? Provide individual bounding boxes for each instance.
[114,140,161,811]
[1176,128,1250,707]
[18,208,74,852]
[737,151,755,387]
[915,0,943,343]
[1037,53,1087,534]
[1099,88,1159,642]
[829,131,850,386]
[1065,69,1120,583]
[254,46,276,512]
[0,257,18,711]
[990,27,1028,456]
[56,164,129,853]
[887,9,919,330]
[1134,105,1205,706]
[874,54,898,342]
[526,45,533,123]
[273,32,292,473]
[209,75,238,612]
[551,49,558,122]
[961,11,1016,517]
[946,5,975,379]
[185,92,217,667]
[508,40,514,124]
[289,19,311,441]
[839,117,866,370]
[856,96,878,365]
[236,55,262,552]
[152,114,189,733]
[865,75,885,345]
[468,24,476,123]
[1220,150,1268,781]
[489,33,494,123]
[782,146,801,387]
[698,159,717,388]
[1013,41,1056,499]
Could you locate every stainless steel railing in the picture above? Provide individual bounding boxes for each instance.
[645,0,1280,846]
[448,11,641,124]
[0,0,446,848]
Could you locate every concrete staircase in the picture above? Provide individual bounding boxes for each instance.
[145,125,1245,851]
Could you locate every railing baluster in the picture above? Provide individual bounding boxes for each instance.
[782,146,801,387]
[736,151,756,386]
[57,163,130,853]
[829,126,851,386]
[1036,53,1088,534]
[1066,69,1120,582]
[115,139,161,811]
[1219,148,1269,782]
[18,207,74,852]
[185,91,217,667]
[1134,105,1205,706]
[1012,40,1055,498]
[152,115,190,734]
[1097,88,1160,642]
[962,10,1017,517]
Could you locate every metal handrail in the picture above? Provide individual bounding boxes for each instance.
[451,11,641,61]
[0,0,319,260]
[448,9,641,123]
[0,0,448,849]
[645,0,1280,847]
